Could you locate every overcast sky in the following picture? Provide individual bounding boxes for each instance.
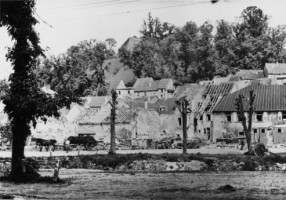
[1,0,286,80]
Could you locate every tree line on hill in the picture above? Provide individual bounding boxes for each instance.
[33,6,286,97]
[119,6,286,85]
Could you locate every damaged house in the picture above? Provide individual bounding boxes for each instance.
[77,101,137,143]
[213,84,286,145]
[175,83,234,141]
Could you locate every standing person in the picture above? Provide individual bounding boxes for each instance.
[64,138,70,153]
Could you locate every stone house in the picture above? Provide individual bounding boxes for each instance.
[132,77,175,99]
[213,84,286,145]
[174,83,234,141]
[116,80,134,99]
[77,102,136,143]
[264,63,286,84]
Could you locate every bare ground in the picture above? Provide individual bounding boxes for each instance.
[1,169,286,199]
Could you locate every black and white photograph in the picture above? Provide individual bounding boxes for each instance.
[1,0,286,199]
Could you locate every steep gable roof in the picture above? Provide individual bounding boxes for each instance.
[265,63,286,74]
[109,69,135,91]
[87,96,109,108]
[133,77,156,91]
[157,78,172,89]
[214,85,286,112]
[120,36,141,52]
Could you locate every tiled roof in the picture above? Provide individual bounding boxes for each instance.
[265,63,286,74]
[120,36,141,52]
[214,85,286,112]
[88,96,109,108]
[109,69,135,91]
[147,98,177,115]
[133,77,157,91]
[132,78,173,92]
[157,78,172,89]
[234,70,264,80]
[129,101,146,109]
[173,84,191,98]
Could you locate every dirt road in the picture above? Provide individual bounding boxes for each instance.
[1,169,286,199]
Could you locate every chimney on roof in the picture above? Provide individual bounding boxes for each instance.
[145,101,148,109]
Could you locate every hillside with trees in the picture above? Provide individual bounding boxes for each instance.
[119,6,286,85]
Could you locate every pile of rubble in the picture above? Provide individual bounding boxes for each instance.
[115,159,207,172]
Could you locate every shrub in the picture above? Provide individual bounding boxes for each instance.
[242,159,258,171]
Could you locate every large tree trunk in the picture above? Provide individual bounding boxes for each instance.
[182,114,187,154]
[10,118,29,177]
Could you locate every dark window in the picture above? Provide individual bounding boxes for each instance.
[207,128,211,140]
[200,115,203,121]
[178,118,182,126]
[261,128,265,133]
[253,129,257,134]
[194,118,198,132]
[128,90,130,94]
[118,91,121,95]
[161,89,163,92]
[257,112,263,122]
[283,112,286,120]
[205,105,211,112]
[226,112,231,122]
[239,132,245,136]
[159,106,166,112]
[278,128,282,133]
[206,114,211,121]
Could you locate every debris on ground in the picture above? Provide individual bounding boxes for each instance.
[115,160,207,172]
[217,184,236,193]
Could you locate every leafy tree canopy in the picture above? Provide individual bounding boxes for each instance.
[36,38,116,97]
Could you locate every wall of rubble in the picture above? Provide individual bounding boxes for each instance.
[136,109,181,141]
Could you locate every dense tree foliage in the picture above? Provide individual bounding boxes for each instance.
[120,8,286,84]
[0,0,80,180]
[36,39,116,96]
